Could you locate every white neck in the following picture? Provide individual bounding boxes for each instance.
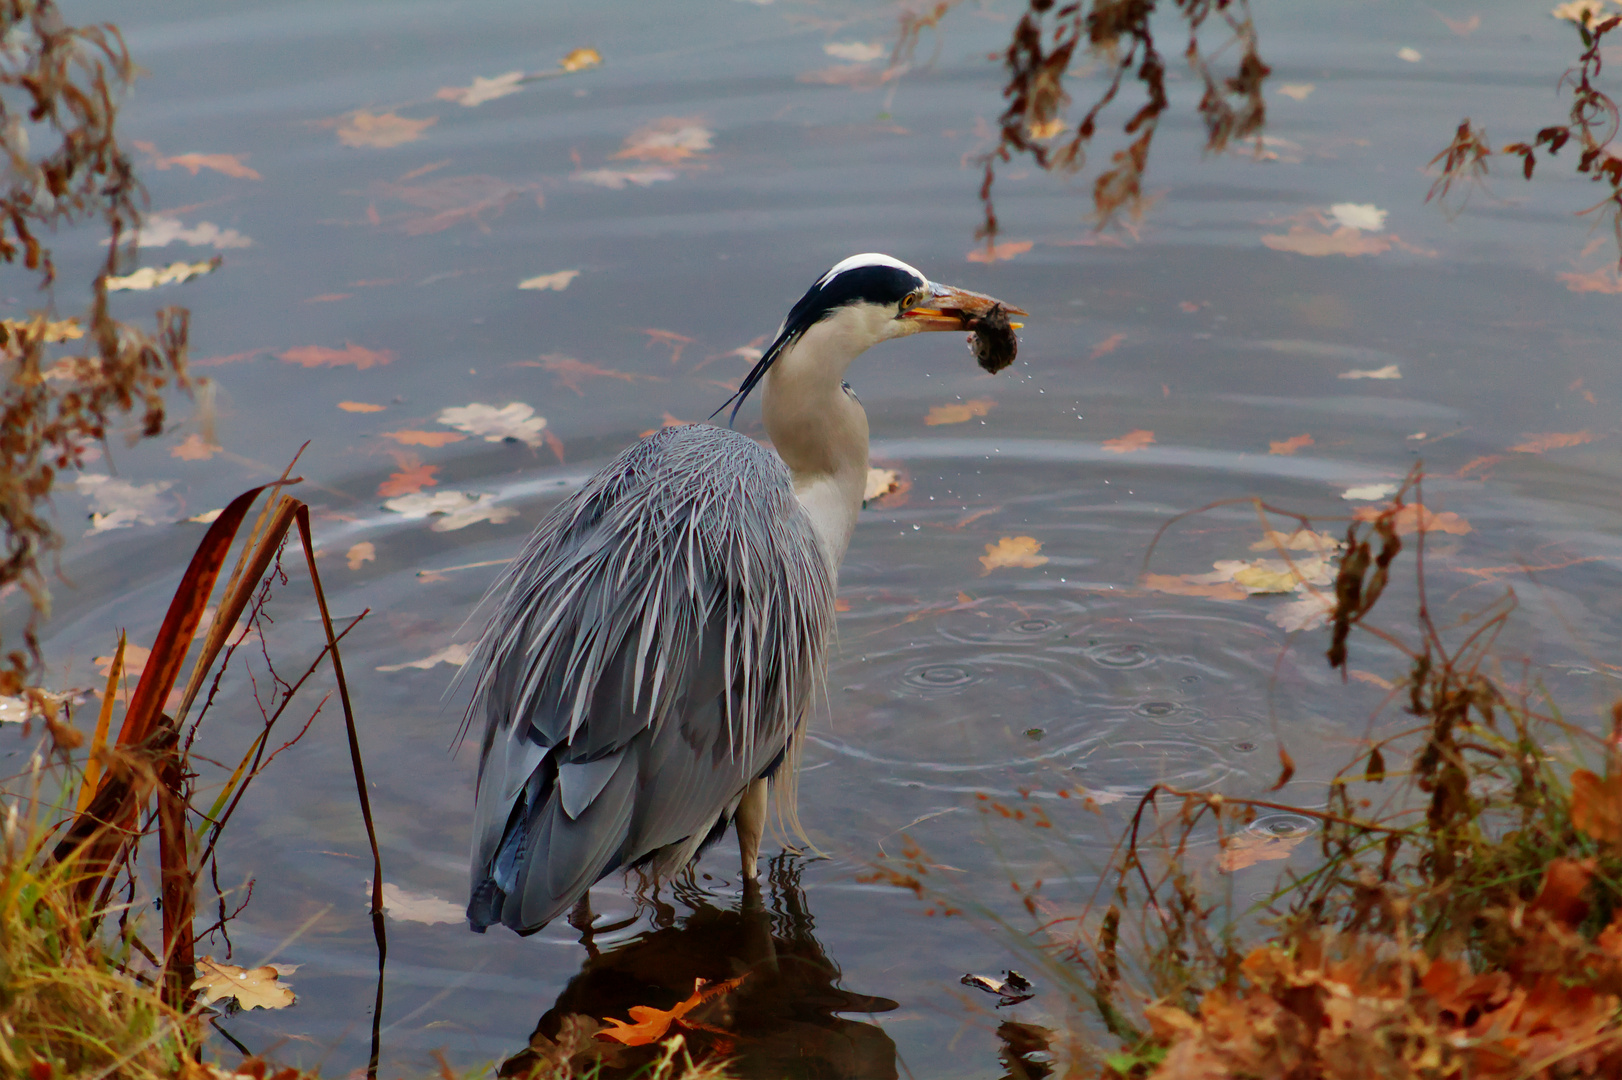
[761,318,871,573]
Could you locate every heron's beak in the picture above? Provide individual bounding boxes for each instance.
[902,283,1027,331]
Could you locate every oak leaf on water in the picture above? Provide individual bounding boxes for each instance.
[596,975,747,1046]
[336,110,435,149]
[925,399,995,426]
[1102,429,1155,454]
[191,957,295,1010]
[980,536,1048,575]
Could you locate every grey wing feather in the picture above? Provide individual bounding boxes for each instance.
[464,424,834,934]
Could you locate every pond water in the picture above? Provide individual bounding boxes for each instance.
[10,0,1622,1075]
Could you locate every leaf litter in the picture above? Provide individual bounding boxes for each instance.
[437,402,547,447]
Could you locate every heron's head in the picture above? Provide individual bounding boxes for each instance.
[716,253,1025,424]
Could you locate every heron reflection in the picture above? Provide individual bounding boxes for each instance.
[501,856,898,1080]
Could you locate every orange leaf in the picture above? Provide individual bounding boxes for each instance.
[1262,225,1393,257]
[338,401,386,413]
[1218,830,1305,872]
[595,975,746,1046]
[1102,429,1155,454]
[1089,332,1126,359]
[1572,770,1622,846]
[1456,454,1500,478]
[1510,430,1596,454]
[1530,856,1596,926]
[979,536,1047,574]
[134,141,261,180]
[925,399,995,426]
[642,328,695,364]
[1140,572,1247,601]
[1352,503,1470,536]
[383,430,466,448]
[536,354,658,396]
[966,240,1033,263]
[1269,433,1314,456]
[279,344,395,370]
[378,464,438,497]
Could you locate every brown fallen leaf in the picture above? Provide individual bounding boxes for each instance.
[134,141,262,180]
[980,536,1048,574]
[1268,433,1314,456]
[612,117,712,163]
[1140,572,1247,601]
[367,173,542,235]
[383,430,466,448]
[1456,454,1501,478]
[378,461,438,497]
[171,434,221,461]
[1352,503,1471,536]
[966,240,1033,263]
[335,110,436,149]
[925,399,995,426]
[1572,770,1622,846]
[597,975,747,1046]
[338,401,387,413]
[1218,830,1306,872]
[1510,430,1596,453]
[1089,332,1126,359]
[279,344,395,370]
[1102,429,1155,454]
[191,957,295,1010]
[346,542,376,570]
[1248,529,1342,554]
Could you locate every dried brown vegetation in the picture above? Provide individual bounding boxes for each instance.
[871,466,1622,1077]
[0,1,192,699]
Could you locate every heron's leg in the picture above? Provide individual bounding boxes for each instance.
[736,777,770,880]
[568,894,599,958]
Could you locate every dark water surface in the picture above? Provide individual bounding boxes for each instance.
[11,0,1622,1074]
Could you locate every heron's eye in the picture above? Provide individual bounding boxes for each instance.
[900,290,922,311]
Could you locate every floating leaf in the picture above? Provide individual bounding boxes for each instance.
[1330,203,1387,231]
[1192,556,1334,595]
[1089,332,1126,359]
[375,642,473,672]
[378,462,437,497]
[612,117,712,163]
[1396,47,1423,62]
[76,475,176,533]
[336,110,436,148]
[1261,225,1428,258]
[573,167,677,189]
[383,490,518,531]
[1553,1,1611,24]
[1352,503,1472,536]
[1140,572,1248,601]
[1556,266,1622,293]
[435,71,525,107]
[1268,594,1335,632]
[367,172,542,235]
[1102,429,1155,454]
[960,970,1036,1006]
[519,270,579,291]
[1249,529,1342,554]
[560,47,602,72]
[129,216,252,250]
[1277,83,1314,101]
[346,542,376,570]
[0,316,83,342]
[1341,483,1398,501]
[1510,430,1596,453]
[966,240,1033,263]
[338,401,386,413]
[105,257,221,291]
[865,467,900,502]
[437,402,547,447]
[597,975,747,1046]
[980,536,1048,574]
[191,958,295,1010]
[1338,364,1401,380]
[824,41,886,62]
[189,509,223,524]
[0,696,28,724]
[925,399,995,425]
[1218,830,1306,872]
[170,434,221,461]
[383,430,465,447]
[378,881,466,924]
[1269,433,1314,455]
[531,354,658,396]
[134,141,261,179]
[279,344,395,370]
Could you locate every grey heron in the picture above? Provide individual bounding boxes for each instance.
[465,253,1024,935]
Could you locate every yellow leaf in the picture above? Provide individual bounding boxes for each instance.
[338,401,386,413]
[925,399,995,425]
[1140,572,1248,601]
[346,542,376,570]
[190,957,295,1010]
[979,536,1048,574]
[105,258,221,291]
[560,47,602,72]
[596,975,746,1046]
[1,316,83,342]
[1248,529,1342,554]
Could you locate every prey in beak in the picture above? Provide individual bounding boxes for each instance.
[901,283,1027,331]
